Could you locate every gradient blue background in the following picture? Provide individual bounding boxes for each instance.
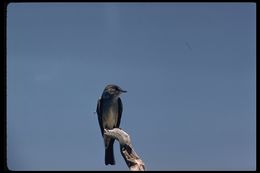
[7,3,256,171]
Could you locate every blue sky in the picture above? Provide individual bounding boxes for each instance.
[7,3,256,171]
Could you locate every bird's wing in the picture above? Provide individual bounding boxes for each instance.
[116,97,123,128]
[96,98,104,136]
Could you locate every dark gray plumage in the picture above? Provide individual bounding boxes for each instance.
[96,84,127,165]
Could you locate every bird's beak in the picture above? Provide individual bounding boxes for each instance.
[120,89,127,93]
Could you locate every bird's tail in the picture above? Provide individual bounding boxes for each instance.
[105,139,115,165]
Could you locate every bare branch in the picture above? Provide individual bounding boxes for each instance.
[104,128,145,171]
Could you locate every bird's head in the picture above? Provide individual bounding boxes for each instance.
[102,84,127,99]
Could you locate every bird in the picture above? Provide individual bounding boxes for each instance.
[96,84,127,165]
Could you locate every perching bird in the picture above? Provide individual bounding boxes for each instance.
[96,84,127,165]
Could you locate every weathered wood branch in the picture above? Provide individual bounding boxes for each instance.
[104,128,145,171]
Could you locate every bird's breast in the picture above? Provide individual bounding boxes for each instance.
[102,99,118,129]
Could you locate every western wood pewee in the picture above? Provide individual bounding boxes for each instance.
[96,84,127,165]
